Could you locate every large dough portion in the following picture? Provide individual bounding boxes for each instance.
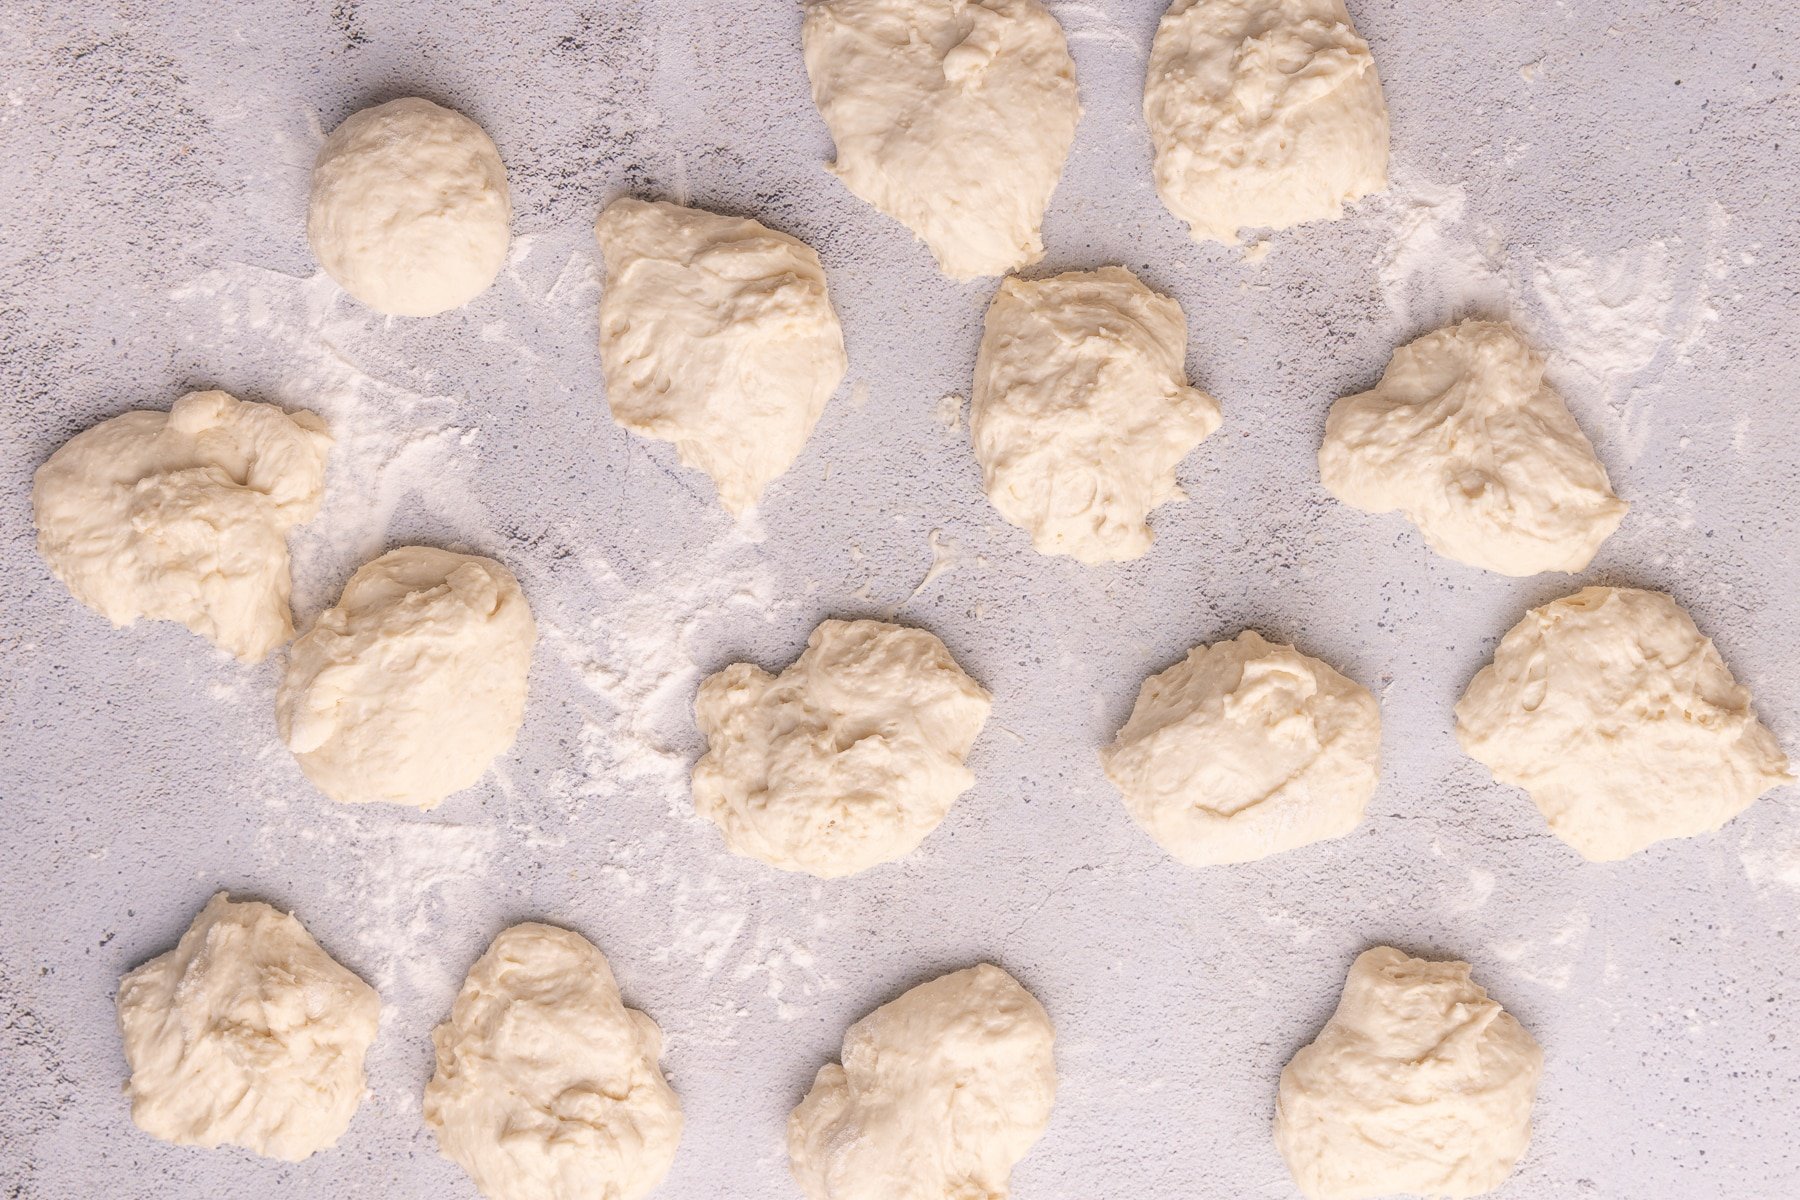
[276,546,536,809]
[1319,321,1628,576]
[692,618,992,877]
[971,266,1222,563]
[595,197,848,515]
[308,97,512,317]
[33,390,330,662]
[1456,586,1790,860]
[115,893,380,1162]
[1100,630,1380,865]
[789,963,1055,1200]
[1274,947,1543,1200]
[1145,0,1389,244]
[803,0,1081,279]
[424,923,683,1200]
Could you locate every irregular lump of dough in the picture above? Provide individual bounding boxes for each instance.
[33,390,331,662]
[789,963,1055,1200]
[308,98,511,317]
[424,924,683,1200]
[116,893,379,1162]
[1320,321,1628,576]
[595,198,848,515]
[1275,947,1543,1200]
[803,0,1081,279]
[276,546,536,808]
[1456,586,1791,860]
[972,266,1221,562]
[1100,630,1380,865]
[693,618,992,877]
[1145,0,1388,244]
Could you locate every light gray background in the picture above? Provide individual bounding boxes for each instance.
[3,1,1798,1197]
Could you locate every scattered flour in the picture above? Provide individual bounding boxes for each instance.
[890,528,960,616]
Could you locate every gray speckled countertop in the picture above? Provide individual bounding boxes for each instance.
[3,2,1798,1197]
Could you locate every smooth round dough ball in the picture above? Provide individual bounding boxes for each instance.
[1100,630,1380,865]
[692,618,992,877]
[308,97,511,316]
[789,963,1055,1200]
[1457,586,1791,860]
[424,924,683,1200]
[594,197,848,515]
[803,0,1081,279]
[1320,321,1627,576]
[1145,0,1389,243]
[971,266,1221,563]
[276,546,536,808]
[1274,947,1543,1200]
[33,389,330,662]
[116,893,379,1161]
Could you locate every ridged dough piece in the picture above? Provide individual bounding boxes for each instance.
[1275,947,1543,1200]
[789,963,1055,1200]
[693,619,992,877]
[971,266,1221,563]
[1456,586,1791,859]
[595,197,847,515]
[803,0,1082,279]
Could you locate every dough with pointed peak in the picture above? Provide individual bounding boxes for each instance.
[308,97,511,316]
[595,198,847,515]
[425,924,682,1200]
[277,546,535,808]
[693,618,992,877]
[1101,630,1380,864]
[1145,0,1388,243]
[972,266,1221,562]
[789,963,1055,1200]
[803,0,1081,278]
[1457,586,1791,859]
[1276,947,1543,1200]
[1320,321,1627,576]
[33,390,330,662]
[116,893,379,1161]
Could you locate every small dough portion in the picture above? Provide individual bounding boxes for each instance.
[425,923,683,1200]
[1456,586,1791,860]
[972,266,1221,562]
[1145,0,1389,244]
[1320,321,1628,576]
[595,198,848,515]
[309,97,511,317]
[803,0,1081,279]
[1275,947,1544,1200]
[116,892,379,1162]
[33,390,331,662]
[693,618,992,877]
[789,963,1055,1200]
[277,546,536,809]
[1101,630,1380,865]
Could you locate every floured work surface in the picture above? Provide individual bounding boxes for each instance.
[1,2,1797,1196]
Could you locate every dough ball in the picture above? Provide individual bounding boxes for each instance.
[1101,630,1380,865]
[693,618,992,877]
[803,0,1081,279]
[277,546,536,808]
[595,198,848,515]
[972,266,1221,562]
[1145,0,1388,244]
[1320,321,1628,576]
[789,963,1055,1200]
[116,893,379,1161]
[308,98,511,317]
[32,389,331,662]
[1274,947,1543,1200]
[424,923,682,1200]
[1456,586,1791,860]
